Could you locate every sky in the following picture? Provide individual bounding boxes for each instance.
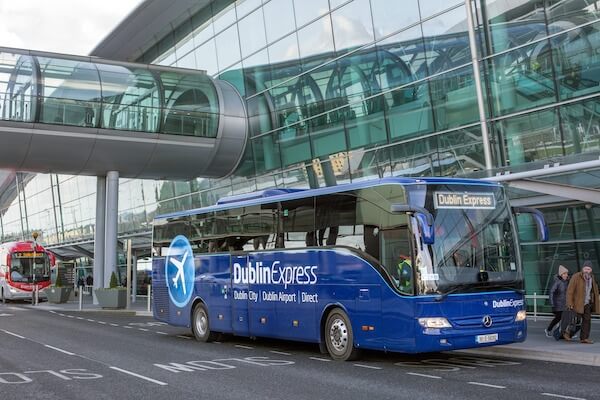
[0,0,144,55]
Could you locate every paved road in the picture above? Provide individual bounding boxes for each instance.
[0,302,598,400]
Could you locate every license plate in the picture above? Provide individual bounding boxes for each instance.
[476,333,498,344]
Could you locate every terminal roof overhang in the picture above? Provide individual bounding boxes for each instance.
[91,0,211,62]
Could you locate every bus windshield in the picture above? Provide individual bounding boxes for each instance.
[10,254,50,283]
[416,185,521,295]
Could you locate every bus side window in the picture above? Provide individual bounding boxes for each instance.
[364,225,380,260]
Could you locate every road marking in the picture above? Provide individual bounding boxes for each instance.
[309,357,331,362]
[109,366,168,386]
[213,341,221,344]
[138,328,149,332]
[468,382,506,389]
[354,364,382,370]
[44,345,75,356]
[58,313,65,317]
[123,326,133,329]
[67,315,75,318]
[97,321,107,325]
[156,332,168,335]
[541,394,586,400]
[406,372,441,379]
[87,319,95,322]
[0,313,13,317]
[270,351,291,356]
[1,329,25,339]
[110,323,119,327]
[49,310,57,314]
[177,335,192,340]
[235,345,254,350]
[76,317,84,320]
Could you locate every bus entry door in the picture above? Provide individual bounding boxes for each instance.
[231,255,250,336]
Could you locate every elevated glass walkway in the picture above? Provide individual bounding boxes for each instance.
[0,47,247,179]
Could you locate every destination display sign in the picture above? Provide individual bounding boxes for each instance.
[14,252,44,258]
[434,192,496,209]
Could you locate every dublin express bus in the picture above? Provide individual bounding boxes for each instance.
[151,177,548,360]
[0,241,54,302]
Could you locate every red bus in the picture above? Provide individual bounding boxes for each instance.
[0,241,54,302]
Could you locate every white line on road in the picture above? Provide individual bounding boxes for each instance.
[44,345,75,356]
[86,319,95,322]
[49,310,56,314]
[212,341,221,344]
[123,326,133,329]
[138,328,149,332]
[97,321,107,325]
[354,364,382,370]
[270,350,291,356]
[176,335,192,340]
[235,344,254,350]
[468,382,506,389]
[76,317,84,320]
[1,329,25,339]
[541,394,586,400]
[109,366,168,386]
[406,372,441,379]
[58,314,65,317]
[67,315,75,318]
[156,332,168,335]
[110,323,119,327]
[309,357,331,362]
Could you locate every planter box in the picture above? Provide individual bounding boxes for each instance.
[46,287,73,304]
[95,289,127,309]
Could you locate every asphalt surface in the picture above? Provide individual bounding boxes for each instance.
[1,301,599,400]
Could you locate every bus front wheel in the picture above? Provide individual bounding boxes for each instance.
[191,303,217,342]
[324,308,360,361]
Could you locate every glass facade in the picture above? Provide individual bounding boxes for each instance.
[1,0,599,303]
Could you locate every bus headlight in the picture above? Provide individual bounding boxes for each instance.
[515,310,527,322]
[418,317,451,328]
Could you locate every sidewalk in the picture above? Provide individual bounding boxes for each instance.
[30,300,600,367]
[28,293,153,317]
[459,316,600,367]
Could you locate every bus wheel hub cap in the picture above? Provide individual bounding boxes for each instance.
[330,318,348,351]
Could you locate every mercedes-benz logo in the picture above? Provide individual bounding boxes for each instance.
[482,315,493,328]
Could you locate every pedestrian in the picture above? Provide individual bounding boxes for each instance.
[545,265,569,337]
[565,261,600,343]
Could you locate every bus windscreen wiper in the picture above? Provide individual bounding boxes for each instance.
[435,283,474,302]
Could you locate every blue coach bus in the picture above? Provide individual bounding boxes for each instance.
[151,177,548,360]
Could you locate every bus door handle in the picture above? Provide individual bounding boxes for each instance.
[359,288,370,301]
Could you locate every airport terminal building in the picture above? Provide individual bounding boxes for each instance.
[0,0,599,302]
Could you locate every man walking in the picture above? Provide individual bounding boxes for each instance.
[566,261,600,343]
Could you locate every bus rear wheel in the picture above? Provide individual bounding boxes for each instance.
[191,303,218,342]
[324,308,360,361]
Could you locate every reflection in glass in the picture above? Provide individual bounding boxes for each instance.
[551,21,600,100]
[488,41,556,117]
[195,39,219,76]
[238,8,267,58]
[429,65,478,130]
[371,0,420,40]
[215,24,242,71]
[298,15,335,68]
[559,99,600,156]
[331,0,375,53]
[293,0,329,28]
[263,0,296,43]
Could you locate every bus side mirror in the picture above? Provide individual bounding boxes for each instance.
[513,207,549,242]
[390,204,435,245]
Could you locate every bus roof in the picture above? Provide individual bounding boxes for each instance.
[154,177,501,221]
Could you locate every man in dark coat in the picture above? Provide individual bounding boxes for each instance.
[545,265,569,337]
[566,261,600,343]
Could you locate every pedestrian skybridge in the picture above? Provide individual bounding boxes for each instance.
[0,47,247,179]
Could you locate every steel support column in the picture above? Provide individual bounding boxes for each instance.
[93,176,106,304]
[465,0,493,170]
[104,171,119,288]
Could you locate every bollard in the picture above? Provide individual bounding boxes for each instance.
[147,284,151,312]
[79,286,83,311]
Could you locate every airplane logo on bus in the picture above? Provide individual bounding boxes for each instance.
[165,235,195,307]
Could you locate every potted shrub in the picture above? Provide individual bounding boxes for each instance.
[94,272,126,309]
[46,271,72,304]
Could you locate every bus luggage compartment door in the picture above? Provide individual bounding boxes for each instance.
[231,255,250,336]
